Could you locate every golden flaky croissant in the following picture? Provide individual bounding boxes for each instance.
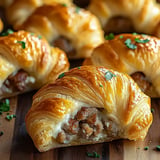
[88,0,160,35]
[25,66,152,152]
[0,30,69,99]
[83,33,160,97]
[16,3,104,59]
[0,18,3,32]
[6,0,72,27]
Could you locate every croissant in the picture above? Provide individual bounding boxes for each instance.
[16,3,104,59]
[83,33,160,97]
[0,0,13,8]
[25,65,152,152]
[0,30,69,99]
[88,0,160,36]
[0,18,3,32]
[6,0,72,27]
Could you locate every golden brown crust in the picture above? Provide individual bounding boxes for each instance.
[88,0,160,36]
[83,33,160,97]
[0,30,69,99]
[0,19,3,33]
[6,0,72,26]
[16,3,104,58]
[25,66,152,152]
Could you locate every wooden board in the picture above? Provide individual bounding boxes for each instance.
[1,92,160,160]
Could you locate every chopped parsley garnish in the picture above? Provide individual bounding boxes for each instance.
[105,71,116,81]
[151,108,155,113]
[0,99,10,113]
[119,35,123,39]
[86,152,100,158]
[105,33,114,40]
[58,72,65,79]
[134,38,150,43]
[30,33,35,36]
[1,29,14,36]
[61,3,67,7]
[124,39,137,49]
[5,114,16,121]
[144,146,149,150]
[132,32,138,35]
[38,35,42,39]
[99,84,103,87]
[17,41,26,49]
[156,145,160,151]
[75,7,80,13]
[0,131,3,136]
[77,66,81,69]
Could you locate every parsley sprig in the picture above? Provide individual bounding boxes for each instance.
[1,29,14,36]
[134,38,150,43]
[86,152,100,158]
[0,99,10,114]
[124,39,137,49]
[17,41,26,49]
[105,71,116,81]
[105,33,114,40]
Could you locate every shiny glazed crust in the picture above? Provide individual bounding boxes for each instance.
[88,0,160,36]
[25,66,152,152]
[83,34,160,97]
[6,0,72,27]
[0,19,3,32]
[0,30,69,99]
[16,3,104,58]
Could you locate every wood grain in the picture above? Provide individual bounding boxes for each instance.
[0,92,160,160]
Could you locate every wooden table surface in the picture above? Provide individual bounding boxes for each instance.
[0,92,160,160]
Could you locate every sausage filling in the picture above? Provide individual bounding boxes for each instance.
[104,16,135,34]
[0,69,35,95]
[53,36,76,58]
[131,72,151,93]
[56,107,121,144]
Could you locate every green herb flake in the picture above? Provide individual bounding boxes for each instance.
[132,32,138,35]
[156,145,160,151]
[1,29,14,36]
[124,39,137,49]
[105,71,116,81]
[144,146,149,150]
[0,99,10,113]
[61,3,67,7]
[151,108,155,113]
[17,41,26,49]
[119,35,123,39]
[30,33,35,36]
[77,66,81,69]
[58,72,65,79]
[0,131,3,136]
[105,33,114,40]
[134,38,150,43]
[38,35,42,39]
[99,84,103,87]
[86,152,100,158]
[5,114,16,121]
[75,7,80,13]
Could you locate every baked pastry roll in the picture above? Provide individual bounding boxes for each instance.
[83,33,160,97]
[0,30,69,99]
[0,18,3,32]
[0,0,13,8]
[88,0,160,36]
[25,66,152,152]
[16,3,104,59]
[6,0,72,27]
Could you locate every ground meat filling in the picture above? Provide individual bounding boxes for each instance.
[56,107,120,144]
[131,72,151,93]
[104,16,135,34]
[53,36,76,57]
[0,69,35,94]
